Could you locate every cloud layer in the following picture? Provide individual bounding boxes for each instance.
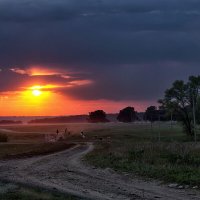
[1,0,200,102]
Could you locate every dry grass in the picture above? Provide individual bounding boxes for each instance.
[84,123,200,186]
[0,143,74,160]
[0,182,80,200]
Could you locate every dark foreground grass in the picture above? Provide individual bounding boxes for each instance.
[0,142,74,160]
[0,133,8,142]
[0,183,79,200]
[85,124,200,186]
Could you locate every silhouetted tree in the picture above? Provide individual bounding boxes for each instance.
[88,110,109,123]
[159,76,200,136]
[117,107,138,122]
[144,106,158,122]
[144,106,170,122]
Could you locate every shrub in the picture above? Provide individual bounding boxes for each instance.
[0,133,8,142]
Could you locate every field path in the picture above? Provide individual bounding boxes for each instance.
[0,143,200,200]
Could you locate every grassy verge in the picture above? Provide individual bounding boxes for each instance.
[0,143,74,160]
[0,182,80,200]
[85,124,200,187]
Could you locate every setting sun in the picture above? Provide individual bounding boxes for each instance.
[32,89,42,96]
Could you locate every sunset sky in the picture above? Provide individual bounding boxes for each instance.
[0,0,200,116]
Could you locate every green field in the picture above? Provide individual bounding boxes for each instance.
[84,122,200,187]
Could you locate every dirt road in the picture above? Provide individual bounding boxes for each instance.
[0,143,200,200]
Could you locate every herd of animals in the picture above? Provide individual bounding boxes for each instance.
[45,128,111,143]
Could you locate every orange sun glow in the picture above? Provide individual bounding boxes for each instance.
[32,89,42,96]
[30,86,42,96]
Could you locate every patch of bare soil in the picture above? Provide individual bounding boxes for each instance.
[0,143,200,200]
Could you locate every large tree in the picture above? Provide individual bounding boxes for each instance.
[159,76,200,136]
[117,107,138,122]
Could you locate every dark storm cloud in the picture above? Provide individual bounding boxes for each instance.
[1,0,200,23]
[1,0,200,102]
[63,63,200,101]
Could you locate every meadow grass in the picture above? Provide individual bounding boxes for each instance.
[0,184,79,200]
[85,122,200,186]
[0,143,74,159]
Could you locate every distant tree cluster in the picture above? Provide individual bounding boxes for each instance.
[117,107,138,122]
[0,120,22,125]
[88,110,110,123]
[28,115,87,124]
[88,106,169,124]
[143,106,171,122]
[87,75,200,138]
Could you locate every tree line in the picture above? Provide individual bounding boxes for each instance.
[88,106,170,123]
[89,75,200,138]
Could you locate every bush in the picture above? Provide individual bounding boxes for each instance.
[88,110,110,123]
[0,133,8,142]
